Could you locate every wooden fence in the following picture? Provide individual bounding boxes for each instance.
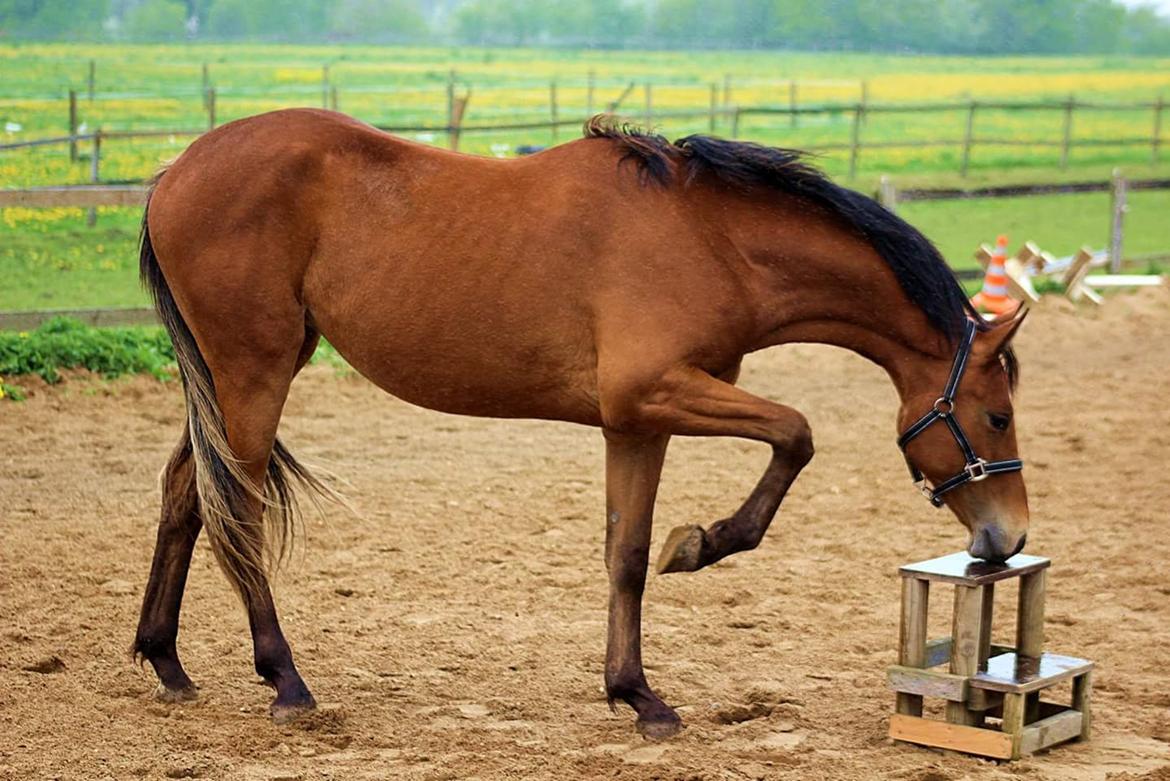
[3,87,1167,179]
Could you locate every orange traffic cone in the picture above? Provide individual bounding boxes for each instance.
[971,235,1015,315]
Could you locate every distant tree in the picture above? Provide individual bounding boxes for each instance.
[0,0,108,38]
[329,0,428,41]
[124,0,187,40]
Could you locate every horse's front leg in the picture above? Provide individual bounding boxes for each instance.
[607,366,815,575]
[602,430,680,738]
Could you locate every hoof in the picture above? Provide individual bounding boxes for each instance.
[154,682,198,704]
[636,710,684,741]
[656,524,708,574]
[270,696,317,725]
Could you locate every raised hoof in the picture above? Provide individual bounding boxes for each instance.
[656,524,708,574]
[269,696,318,725]
[154,682,198,704]
[636,710,684,741]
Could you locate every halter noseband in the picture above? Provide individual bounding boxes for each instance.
[897,319,1023,507]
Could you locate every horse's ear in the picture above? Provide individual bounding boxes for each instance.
[974,303,1028,357]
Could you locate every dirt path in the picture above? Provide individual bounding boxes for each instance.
[2,289,1169,781]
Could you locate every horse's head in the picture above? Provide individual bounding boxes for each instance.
[897,309,1028,563]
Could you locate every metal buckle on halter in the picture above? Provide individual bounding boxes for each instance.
[932,397,954,415]
[964,458,989,482]
[914,478,934,500]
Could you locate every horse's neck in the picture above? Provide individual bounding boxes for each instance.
[734,209,952,400]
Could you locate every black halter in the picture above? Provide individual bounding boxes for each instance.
[897,319,1023,507]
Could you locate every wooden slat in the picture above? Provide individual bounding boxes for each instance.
[1072,671,1093,739]
[896,577,930,716]
[1083,274,1163,287]
[1002,692,1027,760]
[889,714,1014,760]
[1016,570,1047,658]
[0,185,148,208]
[1019,709,1084,755]
[970,652,1094,694]
[924,637,952,668]
[947,584,985,726]
[900,552,1050,587]
[887,665,969,701]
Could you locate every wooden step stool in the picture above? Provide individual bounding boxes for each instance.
[887,552,1093,760]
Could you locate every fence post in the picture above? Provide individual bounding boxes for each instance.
[722,73,731,110]
[849,103,863,179]
[68,90,78,162]
[330,85,339,112]
[201,63,210,110]
[960,100,977,178]
[1109,168,1127,273]
[644,83,653,128]
[789,80,797,129]
[877,175,897,213]
[549,81,559,143]
[449,93,469,152]
[207,87,216,130]
[1153,94,1164,165]
[446,69,456,146]
[731,107,741,139]
[709,83,717,133]
[322,65,330,109]
[586,70,595,116]
[87,60,96,102]
[860,80,869,125]
[87,128,102,227]
[1060,94,1075,169]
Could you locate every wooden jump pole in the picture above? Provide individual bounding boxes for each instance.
[68,90,78,162]
[960,100,977,178]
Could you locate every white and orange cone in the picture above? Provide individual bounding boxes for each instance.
[971,235,1015,315]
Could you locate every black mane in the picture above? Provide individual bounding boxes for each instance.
[583,116,1017,386]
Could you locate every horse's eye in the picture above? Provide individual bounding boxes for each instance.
[988,412,1012,432]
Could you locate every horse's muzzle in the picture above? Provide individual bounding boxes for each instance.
[969,526,1027,563]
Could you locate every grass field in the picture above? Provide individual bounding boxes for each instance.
[1,43,1168,312]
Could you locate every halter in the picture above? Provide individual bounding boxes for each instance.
[897,319,1023,507]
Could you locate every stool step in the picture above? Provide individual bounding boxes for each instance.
[899,551,1050,586]
[970,652,1093,694]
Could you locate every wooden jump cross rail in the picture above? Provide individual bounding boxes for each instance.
[888,552,1093,760]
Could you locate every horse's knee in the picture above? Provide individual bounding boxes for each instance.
[780,414,815,468]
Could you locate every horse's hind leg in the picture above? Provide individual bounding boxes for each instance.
[133,428,201,701]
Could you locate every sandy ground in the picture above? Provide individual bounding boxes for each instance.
[1,288,1169,781]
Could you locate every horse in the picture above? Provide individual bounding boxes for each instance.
[131,109,1028,738]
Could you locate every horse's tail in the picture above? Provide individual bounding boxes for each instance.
[140,179,332,601]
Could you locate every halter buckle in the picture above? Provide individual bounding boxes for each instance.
[965,459,989,482]
[932,397,954,415]
[913,478,934,500]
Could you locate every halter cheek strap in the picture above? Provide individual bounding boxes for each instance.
[897,319,1023,507]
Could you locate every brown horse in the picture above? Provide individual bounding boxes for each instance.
[132,109,1028,738]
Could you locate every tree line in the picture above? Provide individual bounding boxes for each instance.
[3,0,1169,55]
